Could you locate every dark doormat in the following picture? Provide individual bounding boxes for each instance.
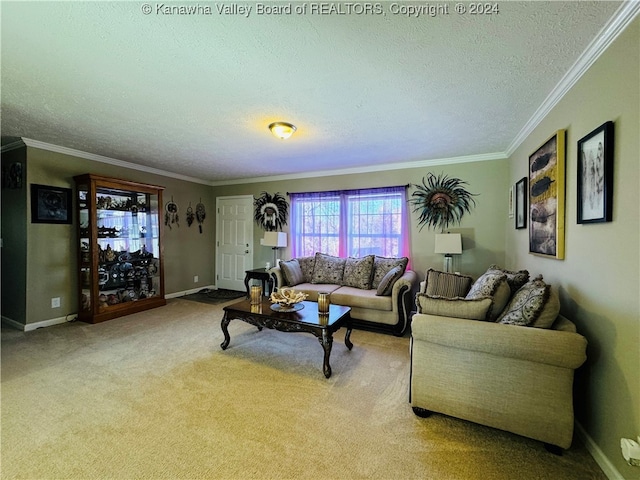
[181,288,245,305]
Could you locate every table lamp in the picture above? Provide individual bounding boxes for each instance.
[434,233,462,273]
[262,232,287,268]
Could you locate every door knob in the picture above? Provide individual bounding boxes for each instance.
[245,250,250,254]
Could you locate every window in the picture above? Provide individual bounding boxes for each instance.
[290,186,409,259]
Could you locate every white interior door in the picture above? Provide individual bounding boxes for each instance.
[216,195,254,291]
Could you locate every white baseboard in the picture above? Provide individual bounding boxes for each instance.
[165,285,217,299]
[576,421,624,480]
[1,287,219,331]
[2,314,77,332]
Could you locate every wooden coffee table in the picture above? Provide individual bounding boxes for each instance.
[220,298,353,378]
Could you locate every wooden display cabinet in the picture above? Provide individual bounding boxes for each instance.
[74,174,166,323]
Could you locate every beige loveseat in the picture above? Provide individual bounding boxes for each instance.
[269,253,418,336]
[410,266,588,452]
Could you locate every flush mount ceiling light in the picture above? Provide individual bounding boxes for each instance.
[268,122,297,140]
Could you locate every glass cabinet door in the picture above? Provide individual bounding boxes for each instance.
[77,182,92,313]
[95,187,161,309]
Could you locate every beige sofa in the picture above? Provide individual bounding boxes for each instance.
[269,253,418,336]
[409,266,588,452]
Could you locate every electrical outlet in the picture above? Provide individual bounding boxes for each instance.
[51,297,61,308]
[193,275,199,283]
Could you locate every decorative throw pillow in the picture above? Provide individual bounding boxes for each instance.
[279,259,304,286]
[531,287,561,329]
[342,255,375,289]
[311,253,346,284]
[497,276,553,327]
[424,269,473,299]
[416,294,493,321]
[371,256,408,289]
[297,256,316,283]
[376,265,404,296]
[465,272,510,321]
[487,264,530,295]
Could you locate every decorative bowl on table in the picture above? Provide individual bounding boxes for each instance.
[269,288,308,312]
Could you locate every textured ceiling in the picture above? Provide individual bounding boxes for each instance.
[0,1,628,184]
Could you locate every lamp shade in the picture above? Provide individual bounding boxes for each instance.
[434,233,462,254]
[263,231,287,248]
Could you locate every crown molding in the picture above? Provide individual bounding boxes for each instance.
[209,151,509,186]
[20,138,215,186]
[18,136,506,187]
[0,139,26,152]
[506,1,640,157]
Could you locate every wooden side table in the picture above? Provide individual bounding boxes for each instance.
[244,268,274,298]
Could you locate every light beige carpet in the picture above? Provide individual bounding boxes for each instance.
[1,299,606,480]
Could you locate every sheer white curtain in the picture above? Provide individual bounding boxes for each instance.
[290,186,409,259]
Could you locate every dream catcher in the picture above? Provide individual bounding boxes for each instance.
[186,203,195,227]
[164,197,179,230]
[253,192,288,231]
[186,199,206,233]
[195,199,206,233]
[410,173,477,232]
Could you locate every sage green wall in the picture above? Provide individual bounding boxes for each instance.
[506,19,639,478]
[213,158,509,283]
[1,146,28,324]
[21,147,215,326]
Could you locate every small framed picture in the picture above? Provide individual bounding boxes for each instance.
[30,184,73,224]
[577,121,614,224]
[515,177,527,229]
[508,185,515,218]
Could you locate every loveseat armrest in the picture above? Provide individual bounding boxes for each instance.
[411,313,586,369]
[392,270,418,306]
[388,270,418,335]
[268,266,285,289]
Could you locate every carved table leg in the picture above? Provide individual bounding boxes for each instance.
[243,275,250,298]
[320,329,334,378]
[344,326,353,350]
[220,313,231,350]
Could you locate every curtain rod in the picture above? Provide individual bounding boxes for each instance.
[287,184,410,196]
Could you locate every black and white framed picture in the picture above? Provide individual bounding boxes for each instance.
[515,177,527,229]
[30,184,72,224]
[577,121,614,224]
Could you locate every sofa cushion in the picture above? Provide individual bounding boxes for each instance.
[424,269,473,298]
[279,259,305,286]
[497,276,558,327]
[372,256,408,289]
[376,265,404,296]
[416,293,493,321]
[291,283,341,302]
[330,286,392,311]
[487,264,530,295]
[465,272,511,321]
[297,256,316,283]
[312,253,346,284]
[342,255,375,290]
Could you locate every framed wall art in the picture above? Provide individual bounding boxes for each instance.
[528,130,565,259]
[577,121,614,224]
[508,184,514,218]
[30,184,73,224]
[515,177,527,229]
